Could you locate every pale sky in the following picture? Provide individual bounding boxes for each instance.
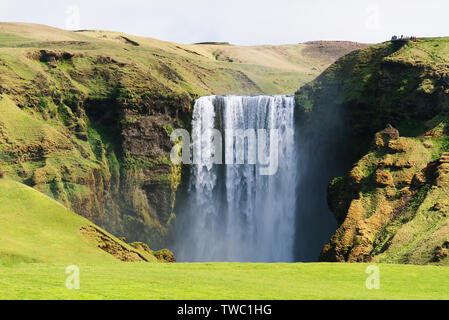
[1,0,448,45]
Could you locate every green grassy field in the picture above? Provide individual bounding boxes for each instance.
[1,262,448,300]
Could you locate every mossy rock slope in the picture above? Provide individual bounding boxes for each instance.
[296,37,449,264]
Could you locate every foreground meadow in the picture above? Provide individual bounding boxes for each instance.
[0,262,448,300]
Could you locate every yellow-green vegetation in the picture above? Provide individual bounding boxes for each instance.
[0,23,363,249]
[0,23,361,96]
[0,262,448,299]
[296,38,449,265]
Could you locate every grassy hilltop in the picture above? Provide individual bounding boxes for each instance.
[0,23,364,95]
[0,22,365,249]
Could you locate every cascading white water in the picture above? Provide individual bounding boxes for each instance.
[174,95,297,262]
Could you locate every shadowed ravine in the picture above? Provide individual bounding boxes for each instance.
[172,95,340,262]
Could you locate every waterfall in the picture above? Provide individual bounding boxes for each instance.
[173,95,297,262]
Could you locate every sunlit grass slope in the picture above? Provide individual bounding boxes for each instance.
[0,262,448,299]
[0,178,140,264]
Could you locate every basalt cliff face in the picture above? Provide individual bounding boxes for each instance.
[296,37,449,265]
[0,23,363,249]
